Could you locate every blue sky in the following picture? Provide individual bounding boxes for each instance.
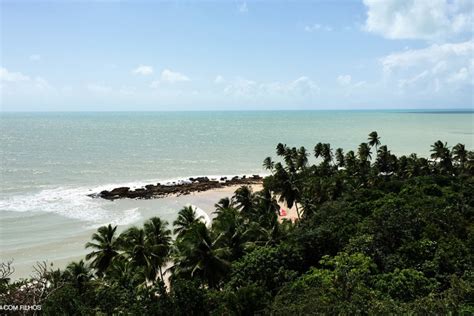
[1,0,473,111]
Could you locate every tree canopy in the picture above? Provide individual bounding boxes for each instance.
[2,132,473,315]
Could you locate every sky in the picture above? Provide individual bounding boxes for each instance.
[0,0,473,111]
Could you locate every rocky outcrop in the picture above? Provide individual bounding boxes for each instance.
[90,175,263,200]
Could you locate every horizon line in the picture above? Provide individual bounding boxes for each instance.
[1,108,473,113]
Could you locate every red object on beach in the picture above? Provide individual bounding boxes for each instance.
[280,208,287,216]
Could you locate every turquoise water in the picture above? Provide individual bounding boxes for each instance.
[1,110,473,277]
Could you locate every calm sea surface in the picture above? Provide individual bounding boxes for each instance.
[1,111,473,277]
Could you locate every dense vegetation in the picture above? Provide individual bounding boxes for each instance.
[1,132,473,315]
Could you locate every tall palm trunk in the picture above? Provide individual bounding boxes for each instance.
[159,266,164,281]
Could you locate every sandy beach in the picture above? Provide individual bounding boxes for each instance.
[7,183,294,280]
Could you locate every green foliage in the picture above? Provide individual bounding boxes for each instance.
[4,133,473,314]
[374,268,438,302]
[227,244,303,293]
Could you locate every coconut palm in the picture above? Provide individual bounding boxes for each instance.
[173,222,230,288]
[335,148,345,168]
[211,207,263,260]
[234,185,256,216]
[143,217,172,280]
[282,147,297,173]
[173,206,203,238]
[214,197,234,214]
[344,150,357,175]
[296,146,308,170]
[276,143,287,156]
[85,224,119,275]
[119,227,149,269]
[368,131,381,151]
[263,156,274,171]
[358,143,372,161]
[430,140,452,172]
[321,143,333,164]
[376,145,391,173]
[314,142,323,159]
[63,260,92,293]
[431,140,447,158]
[273,163,301,219]
[452,143,467,170]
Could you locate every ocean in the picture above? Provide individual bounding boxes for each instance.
[1,110,473,278]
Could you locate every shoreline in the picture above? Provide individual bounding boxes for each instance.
[5,177,297,281]
[90,174,265,200]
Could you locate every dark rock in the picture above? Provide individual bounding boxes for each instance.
[91,175,263,201]
[109,187,130,195]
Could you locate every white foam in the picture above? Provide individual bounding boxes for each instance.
[0,185,142,227]
[0,173,267,227]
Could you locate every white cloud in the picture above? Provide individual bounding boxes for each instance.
[305,24,321,32]
[224,76,319,98]
[214,75,225,84]
[287,76,320,95]
[0,68,30,82]
[87,83,112,94]
[337,74,352,86]
[304,24,333,32]
[0,67,53,96]
[381,40,474,73]
[224,78,257,96]
[398,70,430,89]
[132,65,154,76]
[29,54,41,62]
[381,40,474,94]
[353,81,367,88]
[363,0,473,40]
[118,86,137,96]
[160,69,190,83]
[150,80,160,89]
[447,66,472,83]
[238,2,248,13]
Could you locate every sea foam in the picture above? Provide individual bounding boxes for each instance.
[0,185,142,227]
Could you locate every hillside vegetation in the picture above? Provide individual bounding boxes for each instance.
[1,132,473,315]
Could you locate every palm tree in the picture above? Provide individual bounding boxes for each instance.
[64,260,92,293]
[275,164,301,219]
[375,145,391,173]
[119,227,149,269]
[234,185,255,216]
[143,217,172,281]
[263,157,274,171]
[211,206,261,260]
[335,148,345,168]
[368,131,381,151]
[173,206,203,238]
[321,143,333,164]
[358,143,372,161]
[173,222,230,288]
[276,143,287,156]
[85,224,119,275]
[296,146,308,170]
[452,143,467,171]
[430,140,452,172]
[344,150,357,175]
[214,197,234,214]
[314,142,323,159]
[430,140,447,159]
[282,147,297,173]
